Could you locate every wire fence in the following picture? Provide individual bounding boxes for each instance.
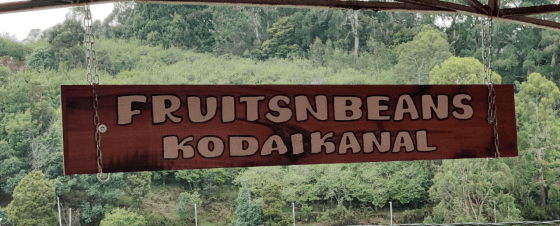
[351,220,560,226]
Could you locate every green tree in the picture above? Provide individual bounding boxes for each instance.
[130,4,214,50]
[177,190,202,221]
[325,205,358,226]
[315,164,354,207]
[309,37,325,66]
[234,166,284,196]
[211,6,255,56]
[541,30,560,83]
[262,180,290,226]
[347,163,389,209]
[513,73,560,219]
[261,16,300,58]
[27,47,57,71]
[23,28,42,44]
[430,56,502,84]
[234,187,262,226]
[395,25,452,84]
[0,141,27,195]
[7,171,57,226]
[124,171,152,209]
[41,19,85,69]
[73,173,127,225]
[100,208,147,226]
[0,64,10,85]
[0,37,29,61]
[3,110,40,157]
[283,165,321,205]
[426,159,520,223]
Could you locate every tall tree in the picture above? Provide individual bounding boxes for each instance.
[430,56,501,84]
[426,159,520,223]
[177,190,202,222]
[346,10,360,56]
[394,25,452,84]
[513,72,560,219]
[7,171,57,226]
[234,187,263,226]
[541,30,560,83]
[0,141,26,195]
[262,180,290,226]
[124,171,152,210]
[261,16,300,58]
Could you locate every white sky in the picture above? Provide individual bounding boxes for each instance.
[0,0,114,42]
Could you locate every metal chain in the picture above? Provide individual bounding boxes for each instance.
[351,220,560,226]
[85,3,110,183]
[482,17,500,158]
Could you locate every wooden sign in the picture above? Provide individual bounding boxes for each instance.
[61,85,517,175]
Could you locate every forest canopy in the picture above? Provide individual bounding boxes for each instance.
[0,2,559,226]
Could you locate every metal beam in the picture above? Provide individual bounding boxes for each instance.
[488,0,500,16]
[139,0,454,13]
[2,0,560,31]
[0,0,456,14]
[500,4,560,17]
[393,0,478,14]
[462,0,488,14]
[0,0,112,14]
[501,15,560,30]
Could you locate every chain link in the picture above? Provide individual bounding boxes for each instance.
[85,3,110,183]
[350,220,560,226]
[482,17,499,158]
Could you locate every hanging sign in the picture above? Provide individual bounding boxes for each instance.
[61,85,517,175]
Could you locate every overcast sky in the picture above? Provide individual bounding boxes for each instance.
[0,0,114,42]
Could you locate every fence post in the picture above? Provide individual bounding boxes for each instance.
[389,201,393,225]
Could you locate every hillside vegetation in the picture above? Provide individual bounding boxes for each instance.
[0,2,560,226]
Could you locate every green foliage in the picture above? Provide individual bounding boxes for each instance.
[0,37,29,61]
[234,166,284,196]
[129,4,214,50]
[233,187,262,226]
[177,190,202,221]
[3,110,40,155]
[125,172,152,209]
[143,211,189,226]
[0,64,10,84]
[100,208,147,226]
[73,173,127,225]
[513,73,560,219]
[43,19,86,69]
[1,5,560,224]
[323,205,358,226]
[427,159,520,223]
[395,25,452,84]
[392,26,421,47]
[175,169,227,192]
[27,47,57,71]
[261,16,300,58]
[309,37,325,66]
[0,207,10,225]
[401,206,430,223]
[430,56,502,85]
[45,19,84,49]
[262,180,290,226]
[0,141,27,195]
[7,171,57,226]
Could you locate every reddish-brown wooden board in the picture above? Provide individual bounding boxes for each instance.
[61,85,517,175]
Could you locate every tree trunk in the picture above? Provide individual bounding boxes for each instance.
[551,42,556,80]
[537,147,547,206]
[350,11,359,56]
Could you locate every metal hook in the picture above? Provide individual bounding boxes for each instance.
[97,173,110,183]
